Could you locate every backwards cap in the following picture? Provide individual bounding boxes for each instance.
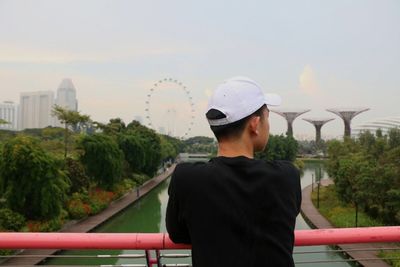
[206,76,281,126]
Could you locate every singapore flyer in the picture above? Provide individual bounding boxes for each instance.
[145,78,195,139]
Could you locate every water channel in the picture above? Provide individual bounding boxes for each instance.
[44,160,351,266]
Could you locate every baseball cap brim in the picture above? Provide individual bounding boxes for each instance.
[265,93,282,107]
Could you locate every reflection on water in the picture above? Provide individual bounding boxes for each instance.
[44,160,351,266]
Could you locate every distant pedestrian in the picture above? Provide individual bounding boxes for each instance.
[166,77,301,267]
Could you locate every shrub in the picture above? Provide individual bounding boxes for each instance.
[66,193,91,219]
[65,158,90,193]
[26,215,65,232]
[89,188,114,214]
[113,179,136,198]
[0,208,25,231]
[66,199,90,219]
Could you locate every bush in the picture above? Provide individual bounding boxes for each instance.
[26,217,65,232]
[66,192,91,219]
[132,173,150,186]
[66,199,90,219]
[113,179,136,199]
[294,159,305,170]
[0,208,25,231]
[65,158,90,193]
[89,188,114,214]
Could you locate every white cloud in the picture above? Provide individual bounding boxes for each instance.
[299,65,319,95]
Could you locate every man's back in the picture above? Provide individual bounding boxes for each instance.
[166,156,301,267]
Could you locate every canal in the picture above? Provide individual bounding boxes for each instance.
[43,160,351,266]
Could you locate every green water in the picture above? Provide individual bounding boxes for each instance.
[44,161,351,266]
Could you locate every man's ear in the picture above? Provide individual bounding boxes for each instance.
[248,116,261,135]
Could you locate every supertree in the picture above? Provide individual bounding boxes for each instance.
[271,109,311,136]
[303,118,335,143]
[326,108,369,137]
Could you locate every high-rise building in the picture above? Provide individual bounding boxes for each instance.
[19,91,55,130]
[0,101,18,130]
[56,78,78,111]
[54,78,78,127]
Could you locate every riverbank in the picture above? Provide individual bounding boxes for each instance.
[301,180,395,267]
[1,164,176,266]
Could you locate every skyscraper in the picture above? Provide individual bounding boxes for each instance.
[0,101,18,130]
[19,91,55,130]
[56,78,78,111]
[55,78,78,127]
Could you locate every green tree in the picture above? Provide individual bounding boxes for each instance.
[93,118,126,136]
[160,135,178,162]
[256,134,298,161]
[388,128,400,149]
[65,158,90,193]
[327,131,400,225]
[334,153,375,226]
[0,136,69,220]
[79,134,123,190]
[126,121,162,176]
[117,133,145,173]
[52,105,91,159]
[0,119,8,125]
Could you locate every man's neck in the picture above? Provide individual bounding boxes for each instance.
[217,138,254,159]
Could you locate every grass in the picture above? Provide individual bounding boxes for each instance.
[311,185,384,227]
[379,251,400,267]
[311,185,400,266]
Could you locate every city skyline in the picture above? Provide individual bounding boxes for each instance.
[1,1,399,138]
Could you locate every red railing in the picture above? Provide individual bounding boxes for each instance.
[0,227,399,266]
[0,226,399,249]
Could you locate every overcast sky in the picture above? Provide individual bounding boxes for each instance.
[1,0,399,139]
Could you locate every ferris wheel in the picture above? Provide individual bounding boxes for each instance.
[145,78,195,139]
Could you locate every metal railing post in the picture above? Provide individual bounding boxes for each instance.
[145,250,151,267]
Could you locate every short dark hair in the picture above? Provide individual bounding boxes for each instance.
[206,105,266,141]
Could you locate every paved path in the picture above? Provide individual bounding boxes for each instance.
[1,164,176,266]
[301,180,398,267]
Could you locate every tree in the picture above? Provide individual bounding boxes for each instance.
[79,134,123,190]
[334,153,374,226]
[52,105,91,159]
[256,134,298,161]
[126,121,162,176]
[0,119,8,125]
[327,131,400,225]
[160,135,178,162]
[0,136,69,220]
[388,128,400,149]
[93,118,126,136]
[117,133,145,173]
[65,158,90,193]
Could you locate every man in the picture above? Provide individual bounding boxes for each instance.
[166,76,301,267]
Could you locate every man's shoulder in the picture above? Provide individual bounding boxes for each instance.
[172,161,209,179]
[262,160,298,173]
[175,161,208,171]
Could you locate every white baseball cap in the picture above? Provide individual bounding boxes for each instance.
[206,76,282,126]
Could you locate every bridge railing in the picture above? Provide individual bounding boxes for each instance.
[0,226,399,266]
